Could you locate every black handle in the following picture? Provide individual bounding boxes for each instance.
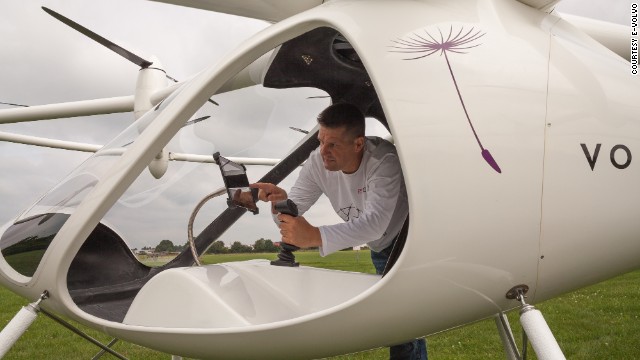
[274,199,298,217]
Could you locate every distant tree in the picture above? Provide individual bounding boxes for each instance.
[252,238,278,253]
[208,240,228,254]
[230,241,252,253]
[155,239,175,253]
[264,239,278,253]
[173,241,189,252]
[253,238,267,253]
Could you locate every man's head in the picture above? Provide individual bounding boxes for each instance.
[316,103,366,173]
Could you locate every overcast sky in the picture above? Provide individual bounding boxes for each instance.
[0,0,632,250]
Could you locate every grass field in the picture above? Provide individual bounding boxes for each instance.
[1,251,639,359]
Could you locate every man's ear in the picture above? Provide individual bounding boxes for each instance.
[354,136,365,152]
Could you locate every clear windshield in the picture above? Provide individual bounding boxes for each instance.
[20,85,326,245]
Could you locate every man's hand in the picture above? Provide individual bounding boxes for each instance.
[232,189,257,211]
[277,214,321,249]
[250,183,287,213]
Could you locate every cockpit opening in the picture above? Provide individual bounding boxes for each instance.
[0,26,408,325]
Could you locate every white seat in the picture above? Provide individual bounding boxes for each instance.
[123,259,379,328]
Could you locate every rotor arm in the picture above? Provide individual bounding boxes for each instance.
[0,96,134,124]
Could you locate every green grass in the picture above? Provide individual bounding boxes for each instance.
[1,249,46,277]
[1,251,639,359]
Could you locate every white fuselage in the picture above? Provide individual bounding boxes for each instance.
[0,0,638,358]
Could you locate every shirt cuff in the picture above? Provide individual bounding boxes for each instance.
[318,226,336,257]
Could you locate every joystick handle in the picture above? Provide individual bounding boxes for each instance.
[273,199,298,217]
[271,199,300,267]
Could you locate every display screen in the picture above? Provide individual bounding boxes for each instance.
[214,153,259,214]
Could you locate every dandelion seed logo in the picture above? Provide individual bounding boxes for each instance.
[390,25,502,174]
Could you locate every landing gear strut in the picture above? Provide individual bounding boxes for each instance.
[495,285,567,360]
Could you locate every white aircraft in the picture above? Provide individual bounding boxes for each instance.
[0,0,638,359]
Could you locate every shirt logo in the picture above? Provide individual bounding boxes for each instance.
[339,205,362,222]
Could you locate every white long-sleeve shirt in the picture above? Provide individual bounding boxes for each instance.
[288,137,408,256]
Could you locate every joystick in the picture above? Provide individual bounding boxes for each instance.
[271,199,300,267]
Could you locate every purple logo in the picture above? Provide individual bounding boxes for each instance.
[390,25,501,174]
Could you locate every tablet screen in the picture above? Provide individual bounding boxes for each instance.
[213,153,259,214]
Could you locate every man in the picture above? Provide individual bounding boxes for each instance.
[251,103,427,360]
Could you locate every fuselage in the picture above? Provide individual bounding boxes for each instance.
[0,0,638,358]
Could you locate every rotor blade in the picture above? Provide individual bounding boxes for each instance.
[289,126,309,134]
[166,74,179,83]
[166,75,219,106]
[0,101,29,107]
[165,75,218,106]
[42,7,153,68]
[183,115,210,127]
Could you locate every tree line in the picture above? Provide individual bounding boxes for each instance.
[137,238,280,254]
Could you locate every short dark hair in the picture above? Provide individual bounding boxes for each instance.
[317,103,365,139]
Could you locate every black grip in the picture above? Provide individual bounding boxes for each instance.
[274,199,298,217]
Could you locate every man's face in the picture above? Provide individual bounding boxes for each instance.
[317,125,364,173]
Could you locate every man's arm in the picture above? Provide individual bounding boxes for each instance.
[277,214,322,248]
[286,155,325,215]
[249,181,323,249]
[250,182,288,213]
[250,152,325,248]
[318,154,406,255]
[251,151,324,215]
